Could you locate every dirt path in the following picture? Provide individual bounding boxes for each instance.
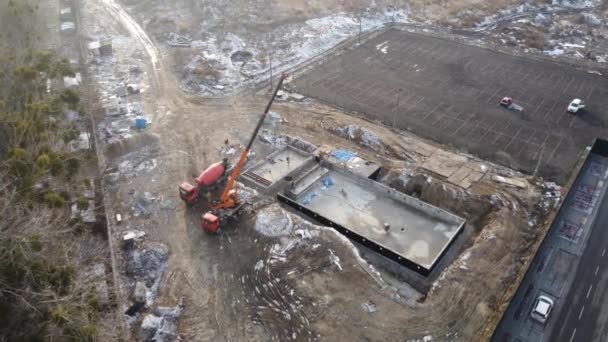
[99,0,160,76]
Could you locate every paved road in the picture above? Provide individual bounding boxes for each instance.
[550,194,608,342]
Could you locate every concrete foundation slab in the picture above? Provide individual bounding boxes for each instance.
[279,161,465,276]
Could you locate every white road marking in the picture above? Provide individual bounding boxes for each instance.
[595,266,600,276]
[570,328,577,342]
[578,305,585,320]
[602,248,606,257]
[587,285,593,299]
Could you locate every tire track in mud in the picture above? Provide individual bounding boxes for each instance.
[241,238,337,341]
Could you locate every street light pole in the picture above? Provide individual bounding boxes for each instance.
[269,49,273,91]
[394,88,402,128]
[358,9,362,44]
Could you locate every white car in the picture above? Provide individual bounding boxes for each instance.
[567,98,585,113]
[530,295,554,324]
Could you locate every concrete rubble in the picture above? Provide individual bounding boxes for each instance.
[125,242,169,306]
[141,298,185,342]
[166,32,192,47]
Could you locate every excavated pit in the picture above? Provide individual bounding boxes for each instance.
[384,171,496,233]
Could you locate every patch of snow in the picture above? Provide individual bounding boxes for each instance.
[582,13,602,27]
[544,47,565,56]
[329,249,343,271]
[254,204,294,237]
[551,0,601,9]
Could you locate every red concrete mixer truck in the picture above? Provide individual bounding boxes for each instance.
[178,159,229,205]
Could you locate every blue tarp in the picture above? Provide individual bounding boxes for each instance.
[321,177,334,190]
[333,149,357,162]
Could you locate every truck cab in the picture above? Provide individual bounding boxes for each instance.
[201,213,220,233]
[179,182,198,204]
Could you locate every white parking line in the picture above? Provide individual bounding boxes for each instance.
[587,285,593,299]
[570,328,577,342]
[595,266,600,276]
[579,306,585,320]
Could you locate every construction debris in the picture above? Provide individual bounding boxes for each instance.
[166,32,192,47]
[141,298,184,342]
[492,175,528,189]
[126,243,169,306]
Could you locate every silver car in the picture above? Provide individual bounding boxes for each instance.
[530,295,554,324]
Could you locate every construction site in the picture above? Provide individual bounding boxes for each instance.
[21,0,608,341]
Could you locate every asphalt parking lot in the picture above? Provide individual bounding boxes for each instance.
[292,29,608,183]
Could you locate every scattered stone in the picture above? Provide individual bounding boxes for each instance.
[582,13,602,27]
[362,300,378,313]
[133,281,147,305]
[61,22,76,34]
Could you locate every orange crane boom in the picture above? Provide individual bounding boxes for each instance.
[212,73,287,211]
